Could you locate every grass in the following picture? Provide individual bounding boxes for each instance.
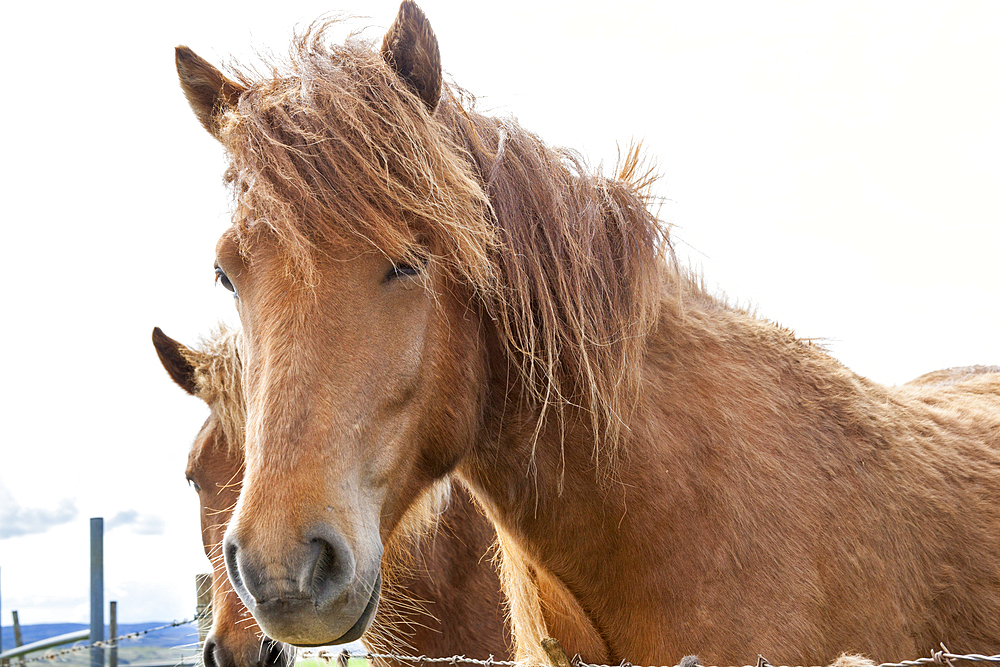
[11,642,368,667]
[296,658,369,667]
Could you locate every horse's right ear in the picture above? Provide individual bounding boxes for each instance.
[381,1,442,113]
[175,46,246,139]
[152,327,200,396]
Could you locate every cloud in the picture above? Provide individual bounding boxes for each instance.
[0,481,78,539]
[106,510,166,536]
[106,580,205,626]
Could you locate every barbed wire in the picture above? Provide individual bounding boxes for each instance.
[301,650,516,667]
[13,618,1000,667]
[299,647,1000,667]
[874,653,1000,667]
[18,617,201,665]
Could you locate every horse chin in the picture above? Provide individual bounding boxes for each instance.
[255,571,382,647]
[320,571,381,646]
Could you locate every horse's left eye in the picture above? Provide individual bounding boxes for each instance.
[385,258,427,282]
[215,267,237,296]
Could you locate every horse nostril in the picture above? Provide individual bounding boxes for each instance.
[223,532,258,610]
[302,525,356,608]
[308,537,338,592]
[259,638,294,667]
[202,637,220,667]
[224,536,241,583]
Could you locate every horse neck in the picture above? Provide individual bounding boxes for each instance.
[459,283,890,661]
[464,281,882,519]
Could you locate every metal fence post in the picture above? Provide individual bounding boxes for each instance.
[90,518,104,667]
[108,601,117,667]
[11,612,22,667]
[11,612,22,666]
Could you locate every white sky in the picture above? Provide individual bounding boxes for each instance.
[0,0,997,626]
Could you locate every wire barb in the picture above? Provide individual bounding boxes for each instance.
[20,618,199,665]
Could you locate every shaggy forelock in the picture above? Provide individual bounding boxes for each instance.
[218,20,497,286]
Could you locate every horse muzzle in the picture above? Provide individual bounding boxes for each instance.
[223,523,383,646]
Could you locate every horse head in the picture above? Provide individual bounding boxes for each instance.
[175,2,492,645]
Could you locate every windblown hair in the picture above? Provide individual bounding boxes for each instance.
[183,324,246,456]
[219,23,495,286]
[217,21,672,462]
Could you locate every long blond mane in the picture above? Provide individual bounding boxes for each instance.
[216,21,673,467]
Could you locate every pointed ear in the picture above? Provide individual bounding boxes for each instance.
[175,46,246,138]
[152,327,200,396]
[381,1,442,113]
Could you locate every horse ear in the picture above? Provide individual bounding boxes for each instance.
[152,327,200,396]
[381,1,442,113]
[175,46,246,138]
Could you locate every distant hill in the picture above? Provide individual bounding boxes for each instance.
[1,622,200,651]
[2,623,368,667]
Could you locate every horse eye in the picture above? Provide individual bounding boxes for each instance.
[385,257,428,282]
[215,267,237,296]
[186,476,202,493]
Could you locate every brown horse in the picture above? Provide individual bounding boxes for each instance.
[152,326,510,667]
[174,2,1000,665]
